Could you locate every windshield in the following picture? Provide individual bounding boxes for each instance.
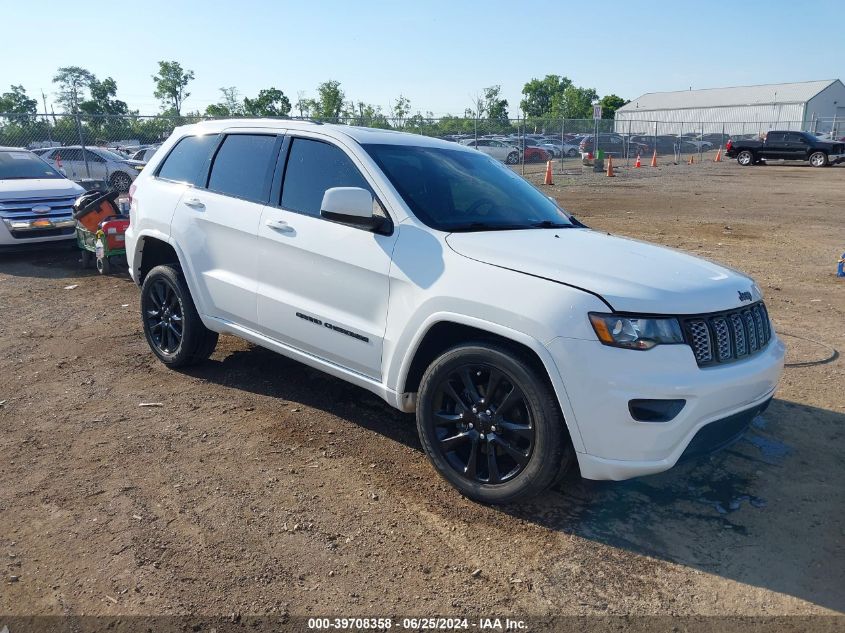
[95,148,130,162]
[0,151,63,180]
[364,143,574,232]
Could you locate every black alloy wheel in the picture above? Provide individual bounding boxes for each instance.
[144,277,183,354]
[432,363,534,484]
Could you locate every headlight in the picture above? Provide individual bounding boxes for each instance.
[589,313,684,350]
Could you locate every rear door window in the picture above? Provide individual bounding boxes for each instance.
[280,138,373,218]
[207,134,278,203]
[157,134,219,186]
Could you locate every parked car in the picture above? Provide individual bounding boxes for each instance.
[726,131,845,167]
[579,134,647,158]
[131,146,161,163]
[542,139,580,157]
[510,138,553,162]
[460,139,520,164]
[126,119,784,504]
[40,146,145,192]
[0,147,85,248]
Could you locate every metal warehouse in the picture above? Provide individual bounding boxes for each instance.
[614,79,845,137]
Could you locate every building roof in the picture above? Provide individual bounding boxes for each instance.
[618,80,842,112]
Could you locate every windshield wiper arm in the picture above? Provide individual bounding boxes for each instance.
[529,220,575,229]
[447,222,532,232]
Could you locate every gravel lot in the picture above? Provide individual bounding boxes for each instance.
[1,159,843,627]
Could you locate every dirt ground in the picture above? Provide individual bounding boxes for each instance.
[1,159,843,628]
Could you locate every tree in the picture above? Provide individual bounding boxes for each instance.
[599,94,628,119]
[205,86,243,117]
[79,77,128,116]
[243,88,291,117]
[392,94,411,126]
[0,85,37,115]
[482,85,509,124]
[551,85,598,119]
[520,75,572,118]
[312,80,344,120]
[152,61,194,115]
[53,66,95,113]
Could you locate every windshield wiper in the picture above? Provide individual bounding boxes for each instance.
[529,220,574,229]
[447,222,533,233]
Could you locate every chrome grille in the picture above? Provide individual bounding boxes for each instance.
[682,301,772,366]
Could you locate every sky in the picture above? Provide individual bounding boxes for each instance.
[2,0,843,117]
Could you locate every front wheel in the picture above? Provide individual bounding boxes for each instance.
[140,264,218,368]
[737,150,754,166]
[567,148,578,157]
[505,151,519,164]
[416,342,573,504]
[110,171,133,193]
[809,151,828,168]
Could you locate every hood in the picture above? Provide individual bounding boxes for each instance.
[446,228,761,314]
[0,178,85,200]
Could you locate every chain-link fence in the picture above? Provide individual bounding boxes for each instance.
[2,112,843,183]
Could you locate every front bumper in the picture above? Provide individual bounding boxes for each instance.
[546,332,785,480]
[828,153,845,165]
[0,215,76,246]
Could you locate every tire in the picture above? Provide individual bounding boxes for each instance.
[80,249,93,269]
[140,264,218,368]
[809,151,828,168]
[109,171,133,193]
[505,151,519,165]
[96,254,111,275]
[567,148,578,157]
[416,342,573,504]
[737,150,754,166]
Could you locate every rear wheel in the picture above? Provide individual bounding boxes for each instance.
[140,264,218,367]
[809,151,828,168]
[80,249,93,269]
[416,342,573,504]
[737,150,754,166]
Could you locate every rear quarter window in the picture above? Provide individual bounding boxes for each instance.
[156,134,219,186]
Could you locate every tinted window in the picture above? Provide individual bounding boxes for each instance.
[56,148,82,161]
[85,150,105,163]
[281,138,373,217]
[767,132,786,143]
[207,134,277,203]
[157,134,219,185]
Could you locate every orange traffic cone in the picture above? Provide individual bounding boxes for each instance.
[543,160,553,185]
[714,148,722,162]
[606,155,615,177]
[688,155,694,165]
[634,154,642,168]
[650,150,658,168]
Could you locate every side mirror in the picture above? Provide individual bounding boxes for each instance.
[320,187,384,231]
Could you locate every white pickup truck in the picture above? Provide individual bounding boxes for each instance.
[125,120,784,504]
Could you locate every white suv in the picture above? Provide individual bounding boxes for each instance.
[125,120,784,504]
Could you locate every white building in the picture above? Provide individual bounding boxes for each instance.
[615,80,845,136]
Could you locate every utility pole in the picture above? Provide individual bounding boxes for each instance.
[41,90,53,144]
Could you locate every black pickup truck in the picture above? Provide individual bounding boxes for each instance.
[725,131,845,167]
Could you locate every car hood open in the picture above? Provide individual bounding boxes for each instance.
[445,228,760,314]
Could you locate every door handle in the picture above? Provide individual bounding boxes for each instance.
[265,218,294,233]
[183,197,205,209]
